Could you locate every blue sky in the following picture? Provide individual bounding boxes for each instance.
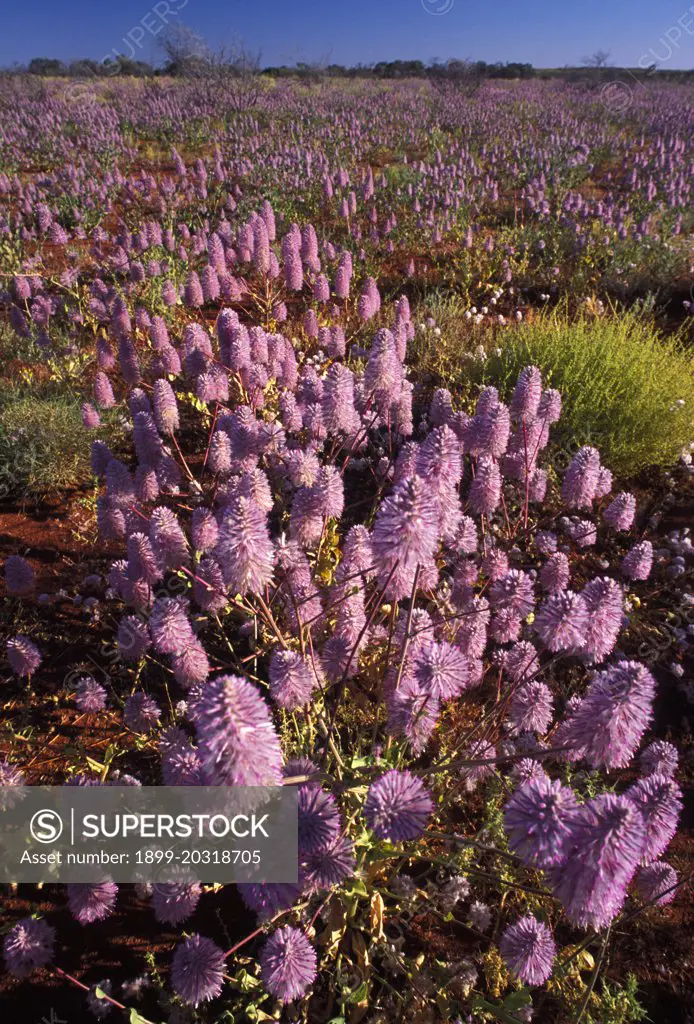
[2,0,694,69]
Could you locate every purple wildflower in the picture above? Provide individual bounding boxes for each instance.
[75,677,107,713]
[562,661,656,770]
[622,541,653,581]
[195,675,283,787]
[371,476,440,597]
[117,615,151,660]
[215,497,274,596]
[500,916,555,986]
[302,833,356,890]
[67,881,119,924]
[149,507,189,569]
[268,650,317,710]
[298,786,341,855]
[238,882,302,920]
[171,640,210,688]
[627,775,682,864]
[149,597,195,655]
[635,862,678,906]
[551,794,645,930]
[4,554,34,596]
[92,372,115,411]
[603,492,636,531]
[413,641,470,700]
[508,681,554,735]
[7,635,42,677]
[539,553,569,594]
[259,927,317,1004]
[3,918,56,978]
[152,880,202,924]
[534,591,589,652]
[364,770,433,841]
[123,692,160,732]
[468,457,502,516]
[504,774,579,868]
[580,577,623,662]
[639,740,678,779]
[510,366,543,423]
[153,379,179,435]
[192,557,227,614]
[561,447,601,509]
[170,934,225,1007]
[191,507,219,553]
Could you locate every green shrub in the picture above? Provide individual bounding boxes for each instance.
[0,395,110,499]
[416,307,694,475]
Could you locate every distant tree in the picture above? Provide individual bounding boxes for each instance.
[66,59,102,78]
[429,58,487,97]
[28,57,65,76]
[582,49,612,68]
[159,23,212,76]
[159,24,263,112]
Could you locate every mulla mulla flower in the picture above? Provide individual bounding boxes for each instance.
[639,739,678,778]
[149,507,189,569]
[195,675,283,787]
[412,640,471,700]
[215,496,275,596]
[551,793,645,930]
[560,660,656,770]
[301,833,356,890]
[499,915,556,986]
[4,554,35,596]
[621,540,653,581]
[269,650,319,710]
[191,507,219,553]
[626,775,682,864]
[238,882,303,921]
[507,681,554,735]
[387,678,440,752]
[7,635,42,678]
[468,456,502,516]
[149,597,195,656]
[603,492,636,531]
[152,879,202,925]
[510,365,543,423]
[489,569,535,619]
[364,769,433,841]
[116,615,151,661]
[635,861,678,906]
[153,378,179,435]
[298,785,341,855]
[123,692,161,733]
[170,933,225,1007]
[534,591,589,652]
[579,577,623,662]
[539,552,569,594]
[561,446,601,509]
[504,774,580,868]
[259,926,317,1004]
[67,881,119,925]
[371,475,440,594]
[74,676,107,713]
[3,917,56,979]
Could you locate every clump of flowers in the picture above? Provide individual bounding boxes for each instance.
[4,223,684,1020]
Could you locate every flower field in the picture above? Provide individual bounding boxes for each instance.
[0,74,693,1024]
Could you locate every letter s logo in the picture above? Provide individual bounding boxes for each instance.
[30,810,64,844]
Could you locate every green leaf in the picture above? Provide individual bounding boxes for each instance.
[129,1011,161,1024]
[346,981,369,1005]
[471,994,532,1024]
[503,990,532,1011]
